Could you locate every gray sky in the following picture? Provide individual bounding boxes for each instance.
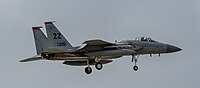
[0,0,199,88]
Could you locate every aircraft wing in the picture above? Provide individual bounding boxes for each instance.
[19,55,44,62]
[77,39,116,52]
[82,39,115,46]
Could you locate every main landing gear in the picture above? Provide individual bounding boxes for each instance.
[84,59,103,74]
[85,66,92,74]
[95,62,103,70]
[132,55,139,71]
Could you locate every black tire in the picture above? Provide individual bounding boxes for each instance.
[85,67,92,74]
[133,66,138,71]
[95,62,103,70]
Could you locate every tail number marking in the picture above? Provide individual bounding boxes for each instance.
[57,42,66,46]
[53,33,61,39]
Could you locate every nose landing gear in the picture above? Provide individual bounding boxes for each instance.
[132,55,139,71]
[133,65,138,71]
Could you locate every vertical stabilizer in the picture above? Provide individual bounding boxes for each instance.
[32,27,48,55]
[45,22,73,51]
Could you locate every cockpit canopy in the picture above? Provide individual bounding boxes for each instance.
[117,37,158,44]
[136,37,157,42]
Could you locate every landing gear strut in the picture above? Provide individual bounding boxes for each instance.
[85,60,92,74]
[132,55,139,71]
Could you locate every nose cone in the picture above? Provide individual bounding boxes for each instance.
[166,44,182,53]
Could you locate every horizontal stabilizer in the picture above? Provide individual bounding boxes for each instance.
[19,55,43,62]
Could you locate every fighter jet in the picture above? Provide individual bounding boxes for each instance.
[20,21,182,74]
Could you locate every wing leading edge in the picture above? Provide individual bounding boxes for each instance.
[82,39,115,46]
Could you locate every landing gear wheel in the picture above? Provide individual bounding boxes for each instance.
[85,67,92,74]
[95,62,103,70]
[133,66,138,71]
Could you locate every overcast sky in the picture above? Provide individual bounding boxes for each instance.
[0,0,199,88]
